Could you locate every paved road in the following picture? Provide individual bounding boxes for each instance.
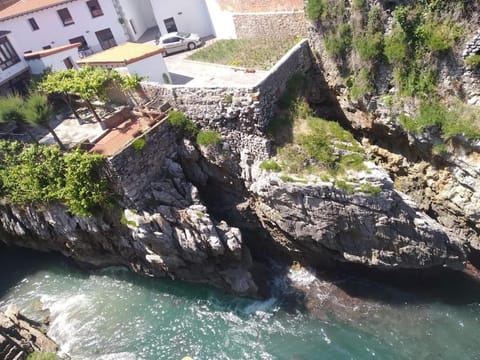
[163,48,268,87]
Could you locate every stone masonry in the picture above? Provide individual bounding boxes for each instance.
[233,11,307,39]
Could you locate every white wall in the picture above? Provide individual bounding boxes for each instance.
[126,53,169,84]
[0,0,128,55]
[117,0,156,41]
[0,34,29,85]
[27,47,80,75]
[149,0,214,37]
[205,0,236,39]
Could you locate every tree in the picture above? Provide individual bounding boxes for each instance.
[24,93,65,150]
[0,95,38,143]
[37,70,82,121]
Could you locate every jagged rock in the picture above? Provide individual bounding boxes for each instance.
[0,305,59,360]
[250,170,466,270]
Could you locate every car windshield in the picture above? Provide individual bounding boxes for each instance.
[177,32,191,38]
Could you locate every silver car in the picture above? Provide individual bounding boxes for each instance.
[158,32,203,55]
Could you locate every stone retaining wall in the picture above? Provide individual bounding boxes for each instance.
[141,39,313,133]
[107,119,176,204]
[233,11,307,39]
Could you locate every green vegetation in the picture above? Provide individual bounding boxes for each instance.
[334,179,354,193]
[187,37,299,70]
[432,143,448,155]
[399,100,480,140]
[38,67,141,123]
[280,175,295,182]
[132,137,146,151]
[120,211,137,227]
[306,0,326,20]
[359,183,382,196]
[324,23,352,58]
[27,353,60,360]
[384,4,463,96]
[224,94,233,104]
[349,69,374,100]
[168,110,198,136]
[259,160,282,172]
[196,130,222,146]
[466,55,480,68]
[0,141,111,216]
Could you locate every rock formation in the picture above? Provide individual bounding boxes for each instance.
[0,305,58,360]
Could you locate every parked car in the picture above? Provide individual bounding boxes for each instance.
[158,32,203,55]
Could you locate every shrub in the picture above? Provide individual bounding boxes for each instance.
[224,94,233,104]
[259,160,282,172]
[349,69,373,100]
[324,23,352,58]
[419,17,462,53]
[196,130,222,146]
[354,32,383,61]
[132,138,146,152]
[466,55,480,68]
[384,25,409,65]
[306,0,326,20]
[168,110,198,136]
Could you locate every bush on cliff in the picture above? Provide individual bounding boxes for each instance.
[0,141,111,216]
[27,353,60,360]
[168,110,198,137]
[196,130,222,146]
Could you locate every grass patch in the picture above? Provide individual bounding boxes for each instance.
[120,211,137,227]
[196,130,222,146]
[188,37,299,70]
[280,175,295,182]
[27,353,60,360]
[359,183,382,196]
[399,100,480,140]
[306,0,326,20]
[334,179,354,193]
[259,160,282,172]
[466,55,480,68]
[168,110,198,136]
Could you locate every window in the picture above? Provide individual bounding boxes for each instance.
[42,45,52,50]
[57,8,74,26]
[69,36,88,50]
[164,17,177,33]
[0,36,20,70]
[95,28,117,50]
[87,0,103,17]
[63,57,74,69]
[28,18,39,31]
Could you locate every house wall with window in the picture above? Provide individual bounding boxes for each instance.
[0,31,28,87]
[24,43,80,75]
[117,0,156,41]
[149,0,214,37]
[0,0,128,56]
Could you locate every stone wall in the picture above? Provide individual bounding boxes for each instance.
[141,39,312,133]
[215,0,304,12]
[107,119,176,204]
[463,29,480,106]
[233,11,307,39]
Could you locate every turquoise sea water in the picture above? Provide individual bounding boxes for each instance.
[1,247,480,360]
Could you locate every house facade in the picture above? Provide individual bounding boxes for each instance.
[24,42,80,75]
[0,0,129,56]
[0,30,29,94]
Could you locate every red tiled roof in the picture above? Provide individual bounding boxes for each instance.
[0,0,74,21]
[24,42,80,60]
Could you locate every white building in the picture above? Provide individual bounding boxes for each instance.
[0,30,29,95]
[77,42,170,84]
[24,42,80,75]
[0,0,129,56]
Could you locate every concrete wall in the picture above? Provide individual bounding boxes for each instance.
[149,0,214,37]
[233,11,307,39]
[27,47,80,75]
[0,0,128,55]
[205,0,236,39]
[126,53,169,84]
[117,0,156,41]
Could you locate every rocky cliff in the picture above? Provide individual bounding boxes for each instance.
[0,305,58,360]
